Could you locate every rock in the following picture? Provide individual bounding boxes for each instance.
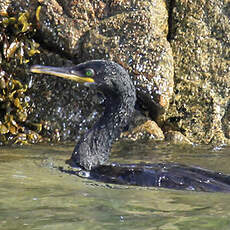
[121,120,165,141]
[165,130,193,145]
[77,0,174,119]
[166,0,230,144]
[1,0,229,145]
[35,0,174,118]
[0,0,173,142]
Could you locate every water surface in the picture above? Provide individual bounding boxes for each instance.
[1,141,230,230]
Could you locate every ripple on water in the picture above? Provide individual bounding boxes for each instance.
[1,142,230,229]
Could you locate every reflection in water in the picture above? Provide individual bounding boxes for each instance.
[1,141,230,229]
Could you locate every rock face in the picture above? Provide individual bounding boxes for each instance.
[0,0,229,144]
[0,0,174,143]
[36,0,174,118]
[166,0,230,144]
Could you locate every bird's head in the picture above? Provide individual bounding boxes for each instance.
[30,60,134,99]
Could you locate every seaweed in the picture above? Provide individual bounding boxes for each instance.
[0,7,43,145]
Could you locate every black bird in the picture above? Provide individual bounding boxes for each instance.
[31,60,230,192]
[31,60,136,170]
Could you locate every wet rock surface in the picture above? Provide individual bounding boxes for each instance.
[0,0,173,143]
[165,130,192,145]
[0,0,229,145]
[34,0,174,117]
[121,120,165,141]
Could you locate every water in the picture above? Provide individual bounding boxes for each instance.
[1,141,230,230]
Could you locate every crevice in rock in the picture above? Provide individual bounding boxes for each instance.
[167,0,176,41]
[32,30,74,63]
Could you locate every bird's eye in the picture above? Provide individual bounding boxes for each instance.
[85,68,94,77]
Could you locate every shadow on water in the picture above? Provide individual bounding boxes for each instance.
[1,141,230,229]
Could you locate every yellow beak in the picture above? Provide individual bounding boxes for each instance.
[30,65,95,83]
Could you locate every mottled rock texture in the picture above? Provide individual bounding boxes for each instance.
[0,0,173,142]
[35,0,174,118]
[122,120,165,141]
[0,0,229,145]
[167,0,230,144]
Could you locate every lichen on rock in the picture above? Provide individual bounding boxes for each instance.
[166,0,230,144]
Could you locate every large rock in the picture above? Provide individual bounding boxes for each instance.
[166,0,230,144]
[36,0,174,118]
[2,0,229,145]
[0,0,173,142]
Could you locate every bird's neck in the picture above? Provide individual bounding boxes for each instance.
[98,96,133,137]
[71,91,136,170]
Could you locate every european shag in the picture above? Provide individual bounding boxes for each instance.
[31,60,136,170]
[31,60,230,192]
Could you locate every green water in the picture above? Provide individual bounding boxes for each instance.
[1,141,230,230]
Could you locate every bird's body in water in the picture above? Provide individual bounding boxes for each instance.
[31,60,230,192]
